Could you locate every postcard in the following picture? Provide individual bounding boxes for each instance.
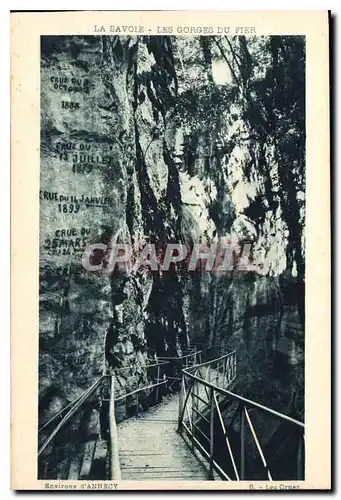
[11,10,330,490]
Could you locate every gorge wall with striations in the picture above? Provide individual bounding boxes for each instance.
[39,34,305,425]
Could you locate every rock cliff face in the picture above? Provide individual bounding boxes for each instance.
[39,35,305,424]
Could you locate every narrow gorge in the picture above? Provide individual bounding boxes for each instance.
[39,33,305,436]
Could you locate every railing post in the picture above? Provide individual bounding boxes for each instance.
[178,373,185,432]
[240,404,245,480]
[234,351,237,380]
[209,387,215,480]
[297,434,304,480]
[191,380,196,449]
[109,375,121,480]
[155,363,160,404]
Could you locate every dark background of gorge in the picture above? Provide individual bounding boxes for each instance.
[39,35,305,444]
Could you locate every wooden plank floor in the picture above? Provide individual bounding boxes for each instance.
[117,392,209,481]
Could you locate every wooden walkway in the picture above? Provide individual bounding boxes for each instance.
[117,392,209,481]
[38,349,305,482]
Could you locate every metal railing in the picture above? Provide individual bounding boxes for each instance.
[178,351,305,481]
[38,358,171,480]
[37,351,203,481]
[158,349,202,390]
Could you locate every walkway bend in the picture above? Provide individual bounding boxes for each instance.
[38,348,305,482]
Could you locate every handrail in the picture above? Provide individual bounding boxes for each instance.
[182,366,303,428]
[213,391,239,480]
[182,421,231,481]
[244,406,272,481]
[40,360,170,431]
[178,349,305,481]
[38,353,175,479]
[39,348,234,480]
[114,379,168,402]
[38,391,85,434]
[109,375,121,480]
[108,360,170,373]
[38,376,106,456]
[159,350,202,361]
[188,351,236,371]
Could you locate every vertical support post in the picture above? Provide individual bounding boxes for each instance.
[155,364,160,404]
[178,373,185,432]
[240,404,245,480]
[209,387,215,480]
[136,394,139,414]
[191,380,196,449]
[109,375,121,480]
[297,434,304,480]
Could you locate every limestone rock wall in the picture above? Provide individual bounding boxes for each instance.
[39,35,305,424]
